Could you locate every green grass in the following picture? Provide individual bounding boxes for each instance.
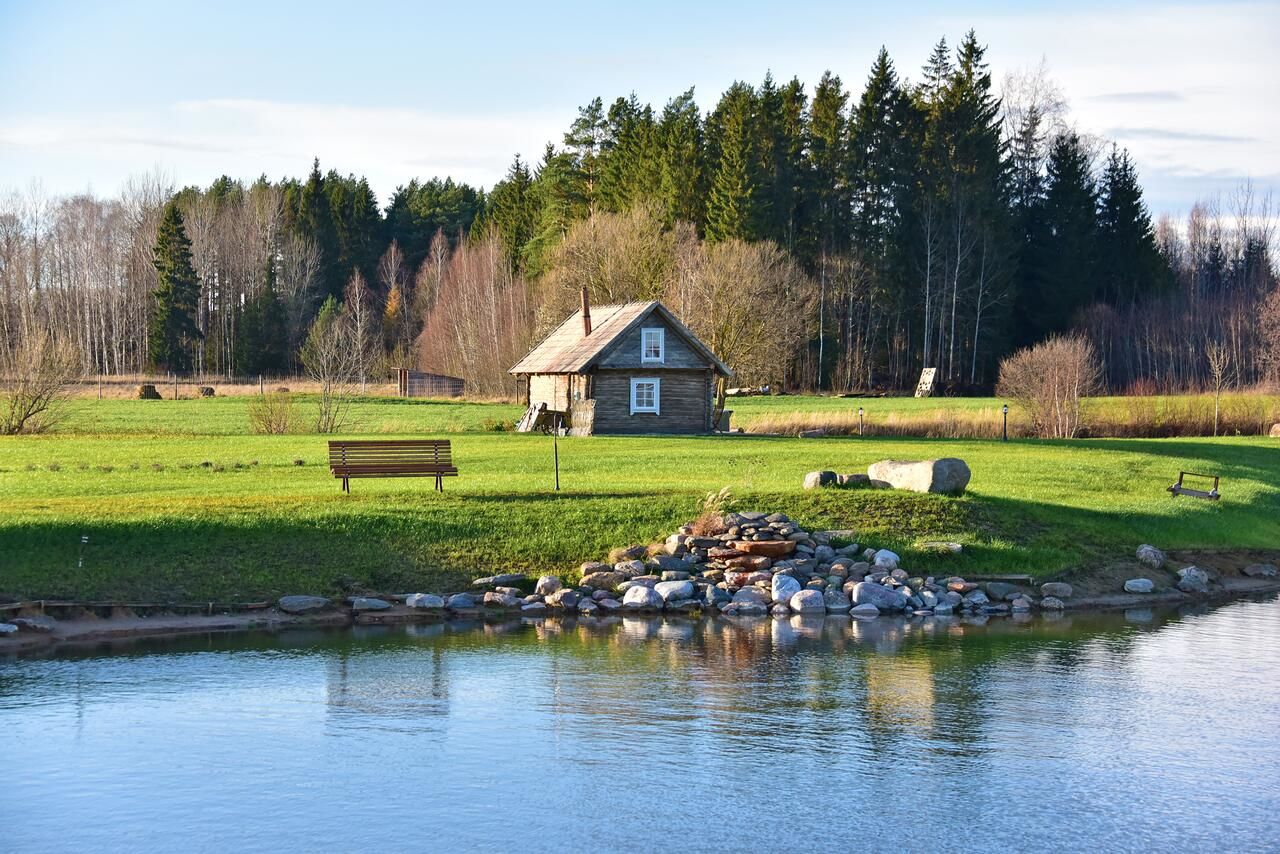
[1,395,1277,602]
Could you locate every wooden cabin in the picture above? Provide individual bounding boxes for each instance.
[509,291,732,435]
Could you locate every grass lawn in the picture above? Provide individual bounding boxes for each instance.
[1,394,1276,602]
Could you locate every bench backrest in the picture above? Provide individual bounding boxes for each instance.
[328,439,453,468]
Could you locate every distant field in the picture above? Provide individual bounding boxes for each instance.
[2,394,1277,602]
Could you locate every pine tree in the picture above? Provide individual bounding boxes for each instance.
[657,89,705,227]
[1096,145,1167,304]
[296,158,343,300]
[704,82,765,243]
[564,97,607,213]
[598,93,660,212]
[148,201,202,373]
[484,155,538,270]
[526,144,591,274]
[1019,131,1098,340]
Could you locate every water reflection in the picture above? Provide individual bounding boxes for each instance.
[2,598,1279,853]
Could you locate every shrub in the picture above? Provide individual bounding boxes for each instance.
[1,330,82,434]
[247,391,295,434]
[998,334,1102,438]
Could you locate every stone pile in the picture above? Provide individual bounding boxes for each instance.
[457,511,1063,619]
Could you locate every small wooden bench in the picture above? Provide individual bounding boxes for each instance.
[328,439,458,493]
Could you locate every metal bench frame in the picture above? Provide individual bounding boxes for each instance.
[1168,471,1220,501]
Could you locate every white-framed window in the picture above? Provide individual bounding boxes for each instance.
[641,327,665,363]
[630,377,660,415]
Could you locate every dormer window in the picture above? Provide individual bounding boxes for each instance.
[641,327,664,363]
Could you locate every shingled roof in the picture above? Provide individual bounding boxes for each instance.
[509,300,732,376]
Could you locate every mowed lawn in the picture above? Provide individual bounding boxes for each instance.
[0,395,1277,601]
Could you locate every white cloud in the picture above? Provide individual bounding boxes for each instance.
[0,99,568,201]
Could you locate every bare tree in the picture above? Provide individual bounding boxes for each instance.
[1206,341,1234,435]
[342,270,380,392]
[998,334,1102,438]
[1,328,82,434]
[300,304,358,433]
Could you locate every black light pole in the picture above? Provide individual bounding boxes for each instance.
[1001,404,1009,442]
[552,415,561,491]
[858,407,864,437]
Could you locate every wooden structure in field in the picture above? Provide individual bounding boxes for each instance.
[914,368,937,398]
[397,369,465,398]
[509,290,732,435]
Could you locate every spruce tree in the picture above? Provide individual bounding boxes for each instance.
[704,82,765,243]
[564,97,607,212]
[484,155,537,270]
[148,201,202,373]
[657,89,706,227]
[1096,145,1167,304]
[296,158,343,300]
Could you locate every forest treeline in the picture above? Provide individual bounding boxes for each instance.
[2,31,1277,396]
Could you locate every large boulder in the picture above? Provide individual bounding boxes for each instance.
[1176,566,1210,594]
[446,593,478,611]
[622,586,664,611]
[1270,423,1280,438]
[278,595,331,615]
[1136,544,1166,570]
[803,470,838,489]
[547,589,581,609]
[1040,582,1073,599]
[790,589,827,613]
[405,593,444,609]
[349,597,391,611]
[471,573,525,588]
[654,580,695,603]
[733,587,768,605]
[771,574,803,604]
[483,591,521,609]
[850,581,909,611]
[867,458,971,495]
[1124,578,1155,594]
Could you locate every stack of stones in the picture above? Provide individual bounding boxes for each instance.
[462,511,1067,619]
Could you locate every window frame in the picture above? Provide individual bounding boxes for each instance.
[629,377,661,415]
[640,327,665,364]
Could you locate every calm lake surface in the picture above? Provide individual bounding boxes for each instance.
[4,598,1280,854]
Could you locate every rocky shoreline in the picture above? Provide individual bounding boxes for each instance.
[3,510,1277,655]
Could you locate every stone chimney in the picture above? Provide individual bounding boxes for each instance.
[581,287,592,336]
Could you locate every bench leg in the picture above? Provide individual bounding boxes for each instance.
[436,474,443,492]
[343,477,349,493]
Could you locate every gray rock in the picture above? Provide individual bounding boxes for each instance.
[704,586,732,606]
[729,601,769,616]
[521,602,547,615]
[660,570,691,581]
[803,470,838,489]
[1010,596,1033,613]
[867,458,971,495]
[771,574,803,603]
[654,580,695,603]
[790,589,827,613]
[614,559,647,577]
[931,603,954,616]
[278,595,331,615]
[0,622,18,636]
[597,598,623,611]
[963,589,990,607]
[647,555,689,574]
[1040,596,1066,610]
[446,593,478,610]
[850,581,909,611]
[622,586,664,610]
[11,615,56,633]
[1124,578,1155,594]
[547,589,581,609]
[1176,566,1210,594]
[405,593,445,609]
[850,603,881,618]
[836,473,871,488]
[814,545,836,563]
[985,581,1021,601]
[577,599,599,614]
[823,588,852,612]
[483,592,521,608]
[1243,563,1278,578]
[872,549,900,569]
[1136,544,1166,570]
[580,571,627,590]
[472,573,525,588]
[535,575,562,596]
[770,603,792,616]
[733,587,768,605]
[349,597,391,611]
[1040,582,1073,599]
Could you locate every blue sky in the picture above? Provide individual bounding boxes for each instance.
[1,0,1276,215]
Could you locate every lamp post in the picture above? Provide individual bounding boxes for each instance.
[552,415,561,491]
[1001,404,1009,442]
[858,407,864,437]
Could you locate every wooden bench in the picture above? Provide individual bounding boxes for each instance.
[1168,470,1220,501]
[328,440,458,493]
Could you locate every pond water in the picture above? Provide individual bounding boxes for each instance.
[4,599,1280,853]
